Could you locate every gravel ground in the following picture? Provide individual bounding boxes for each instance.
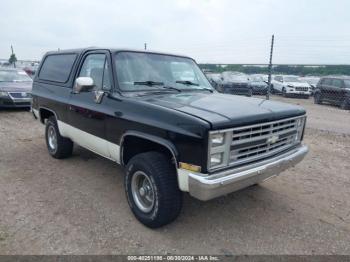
[0,96,350,255]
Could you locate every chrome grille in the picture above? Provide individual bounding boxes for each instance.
[295,87,308,91]
[9,92,31,99]
[229,117,302,167]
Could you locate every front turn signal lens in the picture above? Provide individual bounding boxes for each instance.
[179,162,201,173]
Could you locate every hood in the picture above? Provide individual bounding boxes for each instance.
[141,92,306,129]
[0,81,33,92]
[249,81,267,87]
[285,82,310,88]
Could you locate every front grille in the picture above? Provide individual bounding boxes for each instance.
[295,87,308,91]
[8,92,31,99]
[229,117,302,167]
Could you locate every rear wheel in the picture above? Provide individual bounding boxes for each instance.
[125,152,183,228]
[45,116,73,159]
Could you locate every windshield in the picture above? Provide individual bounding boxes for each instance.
[206,74,221,81]
[224,74,248,82]
[0,70,32,82]
[114,52,213,91]
[249,76,263,82]
[284,76,300,82]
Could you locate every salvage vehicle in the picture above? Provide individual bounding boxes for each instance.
[314,76,350,109]
[31,48,308,228]
[272,75,311,98]
[205,72,222,89]
[299,76,320,95]
[0,68,33,108]
[248,75,268,95]
[218,72,252,96]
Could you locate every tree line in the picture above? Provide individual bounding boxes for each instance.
[199,64,350,76]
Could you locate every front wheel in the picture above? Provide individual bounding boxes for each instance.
[247,89,253,97]
[340,99,350,110]
[282,87,287,97]
[125,152,183,228]
[314,93,322,104]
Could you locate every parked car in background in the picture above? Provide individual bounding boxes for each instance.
[299,76,320,95]
[272,75,311,98]
[23,64,39,78]
[248,75,268,95]
[205,73,222,89]
[0,68,33,108]
[217,72,252,96]
[314,76,350,110]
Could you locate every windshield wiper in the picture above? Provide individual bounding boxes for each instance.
[134,81,164,86]
[175,80,199,86]
[175,80,213,93]
[134,81,181,92]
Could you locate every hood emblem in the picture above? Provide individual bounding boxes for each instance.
[21,92,27,97]
[267,135,279,144]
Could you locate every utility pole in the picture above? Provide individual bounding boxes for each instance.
[266,34,274,100]
[144,43,147,50]
[11,45,16,68]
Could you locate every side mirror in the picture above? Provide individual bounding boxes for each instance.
[73,77,94,93]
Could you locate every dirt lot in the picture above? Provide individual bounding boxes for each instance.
[0,96,350,255]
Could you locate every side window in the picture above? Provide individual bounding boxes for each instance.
[332,79,343,88]
[79,54,109,90]
[39,54,77,83]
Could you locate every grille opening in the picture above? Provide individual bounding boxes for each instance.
[228,117,302,167]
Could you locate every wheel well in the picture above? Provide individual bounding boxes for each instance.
[39,108,55,124]
[122,136,176,167]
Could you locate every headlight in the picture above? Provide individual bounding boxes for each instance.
[287,84,294,87]
[211,133,225,147]
[0,91,9,97]
[208,131,231,170]
[210,153,223,167]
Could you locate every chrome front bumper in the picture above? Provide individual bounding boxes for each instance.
[188,144,308,201]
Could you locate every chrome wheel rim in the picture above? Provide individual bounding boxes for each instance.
[131,171,155,213]
[48,125,57,151]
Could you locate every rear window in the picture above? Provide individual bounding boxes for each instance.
[38,54,77,83]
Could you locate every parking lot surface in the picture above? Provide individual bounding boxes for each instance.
[0,96,350,255]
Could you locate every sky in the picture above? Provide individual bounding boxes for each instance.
[1,0,350,64]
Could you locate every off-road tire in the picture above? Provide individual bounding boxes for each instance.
[125,152,183,228]
[45,116,73,159]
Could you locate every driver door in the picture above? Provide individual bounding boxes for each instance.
[67,51,113,158]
